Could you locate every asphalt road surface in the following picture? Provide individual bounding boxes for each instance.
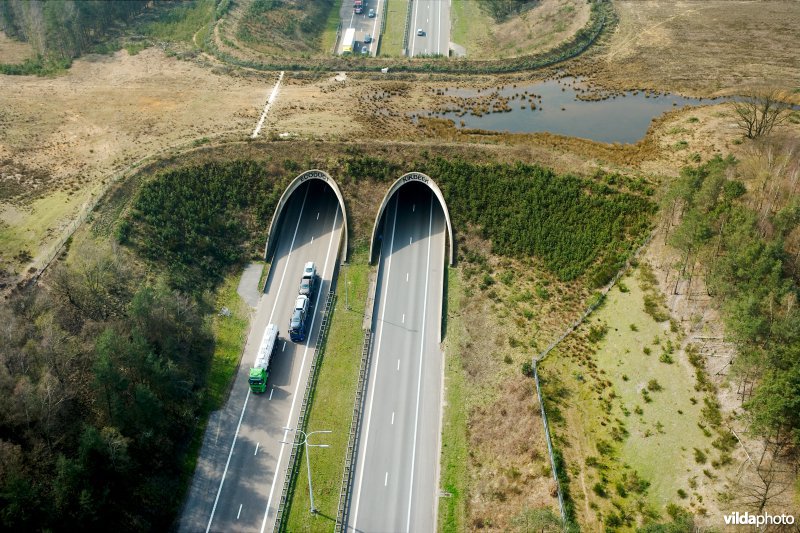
[347,183,447,532]
[408,0,451,57]
[337,0,385,56]
[179,180,343,533]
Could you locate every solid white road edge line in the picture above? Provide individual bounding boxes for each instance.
[410,0,421,56]
[352,193,400,531]
[205,184,309,533]
[260,203,341,533]
[406,195,433,532]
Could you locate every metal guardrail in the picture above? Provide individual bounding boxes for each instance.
[380,0,388,36]
[401,0,413,56]
[334,328,373,531]
[332,21,342,55]
[274,290,337,531]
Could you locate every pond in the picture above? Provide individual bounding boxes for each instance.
[428,77,729,144]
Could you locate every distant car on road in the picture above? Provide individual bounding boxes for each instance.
[368,8,375,17]
[417,28,424,36]
[364,34,372,44]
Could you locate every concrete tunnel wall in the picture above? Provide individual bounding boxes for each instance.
[264,169,349,263]
[369,172,454,265]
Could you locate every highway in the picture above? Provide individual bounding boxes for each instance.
[348,183,447,532]
[179,180,343,533]
[408,0,451,57]
[336,0,385,56]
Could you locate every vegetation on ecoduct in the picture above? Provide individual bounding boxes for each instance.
[427,158,655,283]
[125,150,653,288]
[340,154,654,282]
[481,0,537,22]
[664,155,800,446]
[122,160,284,292]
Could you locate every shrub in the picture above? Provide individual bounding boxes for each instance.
[522,361,534,377]
[647,379,663,392]
[593,482,608,498]
[693,448,707,464]
[588,323,609,343]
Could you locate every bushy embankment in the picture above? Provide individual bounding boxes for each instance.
[237,0,336,53]
[666,156,800,447]
[342,155,655,282]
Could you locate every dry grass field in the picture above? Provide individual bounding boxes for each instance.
[0,30,34,63]
[0,47,275,282]
[572,0,800,97]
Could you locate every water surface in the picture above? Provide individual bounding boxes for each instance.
[432,77,727,144]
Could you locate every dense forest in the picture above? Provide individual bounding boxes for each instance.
[0,253,213,530]
[0,0,177,67]
[665,155,800,450]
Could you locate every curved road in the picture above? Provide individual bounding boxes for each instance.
[180,180,343,533]
[348,183,447,532]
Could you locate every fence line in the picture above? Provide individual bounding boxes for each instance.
[334,329,373,531]
[274,291,337,531]
[401,0,413,56]
[531,232,655,525]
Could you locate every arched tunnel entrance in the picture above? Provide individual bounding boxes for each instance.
[264,169,348,263]
[347,173,453,531]
[370,172,454,266]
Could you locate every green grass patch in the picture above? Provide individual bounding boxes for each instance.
[0,188,91,269]
[205,269,252,410]
[565,270,712,511]
[381,0,409,56]
[139,0,215,43]
[450,0,491,54]
[284,247,370,530]
[320,0,344,54]
[438,267,468,532]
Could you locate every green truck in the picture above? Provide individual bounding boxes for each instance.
[248,323,279,393]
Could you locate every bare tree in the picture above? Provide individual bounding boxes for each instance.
[733,87,791,139]
[737,431,797,514]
